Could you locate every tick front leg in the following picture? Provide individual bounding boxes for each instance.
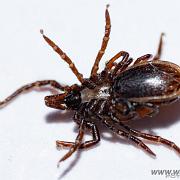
[90,5,111,78]
[56,121,100,149]
[0,80,69,108]
[118,122,180,155]
[57,119,85,166]
[41,30,84,83]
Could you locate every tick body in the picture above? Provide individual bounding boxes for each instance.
[1,5,180,165]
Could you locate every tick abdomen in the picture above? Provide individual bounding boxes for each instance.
[113,61,180,99]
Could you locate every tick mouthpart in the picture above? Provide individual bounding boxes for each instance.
[44,94,67,110]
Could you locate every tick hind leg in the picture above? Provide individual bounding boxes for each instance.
[102,119,156,156]
[153,33,165,60]
[118,122,180,155]
[133,33,165,65]
[0,80,69,108]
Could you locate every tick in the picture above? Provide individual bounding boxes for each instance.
[1,5,180,166]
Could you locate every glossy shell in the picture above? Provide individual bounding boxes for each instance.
[112,60,180,103]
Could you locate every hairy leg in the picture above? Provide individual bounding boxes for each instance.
[57,119,85,166]
[40,30,84,83]
[103,118,155,156]
[56,121,100,149]
[153,33,165,60]
[112,56,132,77]
[118,122,180,154]
[133,54,152,65]
[99,51,130,80]
[91,5,111,78]
[0,80,68,108]
[105,51,129,71]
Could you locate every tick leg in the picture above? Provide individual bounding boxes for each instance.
[0,80,68,108]
[90,5,111,78]
[105,51,129,71]
[102,51,132,80]
[80,122,100,148]
[112,56,133,77]
[103,119,156,156]
[57,119,85,166]
[153,33,165,60]
[133,54,152,65]
[56,121,100,149]
[40,30,84,83]
[118,122,180,155]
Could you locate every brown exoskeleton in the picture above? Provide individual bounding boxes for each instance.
[0,5,180,166]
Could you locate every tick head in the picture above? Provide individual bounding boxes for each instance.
[44,90,82,110]
[64,90,82,110]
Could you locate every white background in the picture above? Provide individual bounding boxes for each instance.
[0,0,180,180]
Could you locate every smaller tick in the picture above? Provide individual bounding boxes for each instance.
[0,5,180,166]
